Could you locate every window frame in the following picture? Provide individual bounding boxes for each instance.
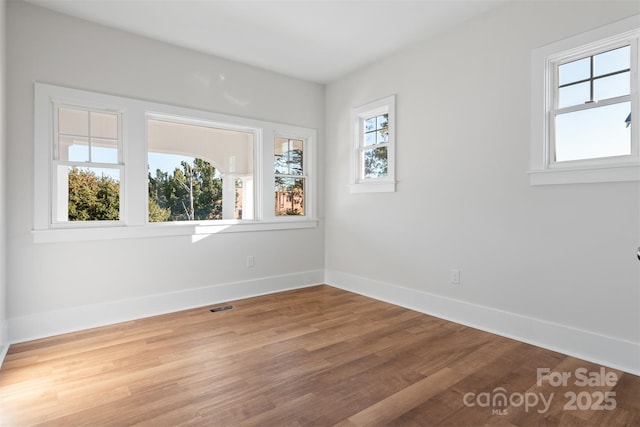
[51,104,125,228]
[530,15,640,185]
[34,83,317,242]
[273,135,308,218]
[350,95,396,193]
[144,112,260,223]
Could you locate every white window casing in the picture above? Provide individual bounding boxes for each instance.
[350,95,396,193]
[530,15,640,185]
[34,83,317,242]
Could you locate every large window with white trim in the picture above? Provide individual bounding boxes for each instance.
[34,84,317,242]
[530,15,639,185]
[147,117,254,222]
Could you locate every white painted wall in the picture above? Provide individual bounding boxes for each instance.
[5,1,325,340]
[4,0,640,375]
[325,1,640,372]
[0,0,7,360]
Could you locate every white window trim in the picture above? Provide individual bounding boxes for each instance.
[529,15,640,185]
[350,95,396,193]
[34,83,317,243]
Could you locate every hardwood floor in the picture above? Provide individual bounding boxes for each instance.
[1,285,638,426]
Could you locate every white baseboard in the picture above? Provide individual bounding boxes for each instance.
[325,269,640,376]
[0,320,8,368]
[8,269,324,344]
[7,269,639,376]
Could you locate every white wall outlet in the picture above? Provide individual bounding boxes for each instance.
[246,255,255,268]
[450,268,460,285]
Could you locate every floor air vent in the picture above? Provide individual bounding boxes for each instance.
[210,305,234,313]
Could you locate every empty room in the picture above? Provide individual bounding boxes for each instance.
[0,0,639,425]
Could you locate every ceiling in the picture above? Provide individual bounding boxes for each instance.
[25,0,509,84]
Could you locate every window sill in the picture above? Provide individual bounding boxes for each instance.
[528,163,640,185]
[32,219,319,243]
[350,181,396,194]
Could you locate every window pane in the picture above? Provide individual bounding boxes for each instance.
[59,135,89,162]
[274,177,304,216]
[558,82,590,108]
[91,138,118,164]
[58,108,120,163]
[58,166,120,222]
[364,131,376,146]
[377,114,388,130]
[363,146,388,178]
[58,108,88,135]
[274,138,303,175]
[558,57,590,86]
[594,45,630,77]
[147,119,254,222]
[364,117,376,132]
[555,102,631,162]
[594,71,630,101]
[377,130,389,144]
[90,112,118,139]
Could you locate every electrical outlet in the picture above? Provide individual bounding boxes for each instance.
[246,255,255,268]
[450,269,460,285]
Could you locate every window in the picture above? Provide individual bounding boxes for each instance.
[34,84,317,242]
[530,15,639,185]
[147,117,254,222]
[54,106,123,224]
[350,95,396,193]
[555,44,632,162]
[274,137,305,216]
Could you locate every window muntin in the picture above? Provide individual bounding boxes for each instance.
[146,118,254,222]
[274,137,305,216]
[53,105,122,224]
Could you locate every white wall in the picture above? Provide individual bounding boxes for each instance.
[5,0,640,375]
[6,1,325,341]
[325,1,640,373]
[0,0,7,361]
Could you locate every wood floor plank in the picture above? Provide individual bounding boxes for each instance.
[1,285,639,426]
[339,367,466,426]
